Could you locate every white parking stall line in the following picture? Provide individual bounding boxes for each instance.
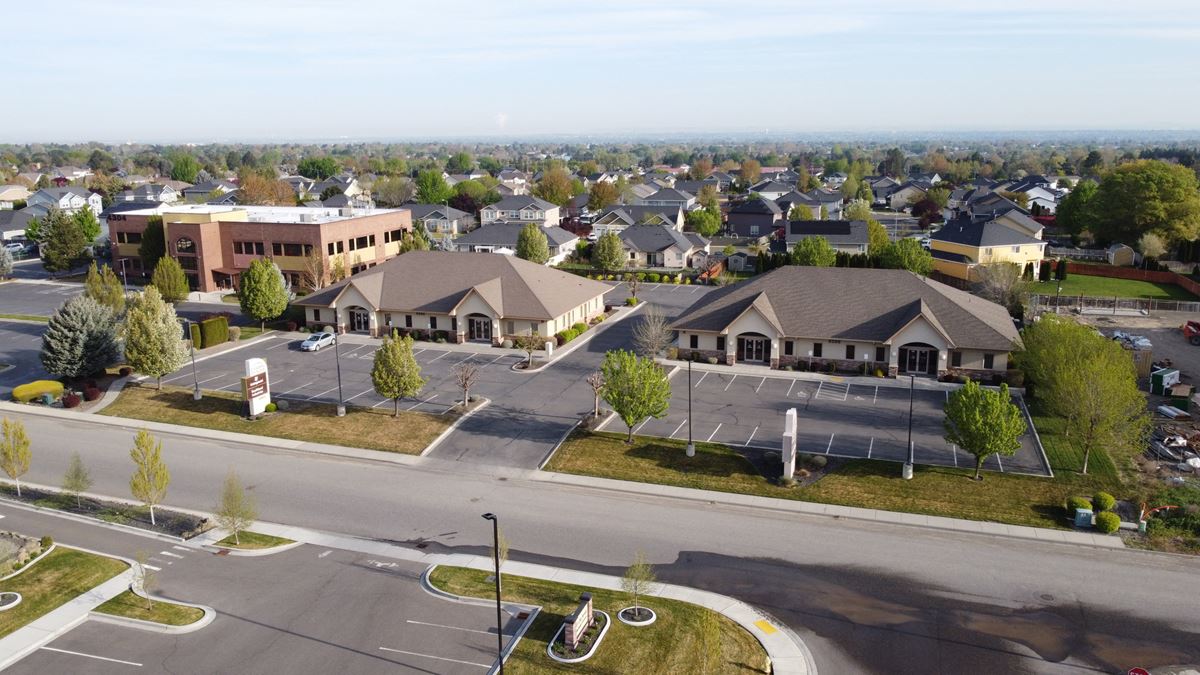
[867,437,874,458]
[706,423,722,442]
[217,380,244,391]
[744,426,758,447]
[995,454,1004,472]
[454,354,475,364]
[159,550,184,559]
[945,390,949,402]
[785,380,796,398]
[41,647,143,667]
[195,374,228,386]
[358,349,378,359]
[307,386,340,401]
[814,381,824,399]
[413,349,426,356]
[143,563,162,571]
[873,386,879,405]
[754,377,765,393]
[670,418,688,439]
[406,394,439,410]
[951,444,959,467]
[405,619,498,636]
[281,381,315,395]
[694,372,708,388]
[265,340,290,350]
[345,387,375,402]
[825,433,835,454]
[372,398,391,409]
[724,375,738,391]
[633,416,652,434]
[429,351,450,362]
[378,647,489,669]
[486,354,506,366]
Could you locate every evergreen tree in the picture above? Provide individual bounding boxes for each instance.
[124,286,188,389]
[371,331,426,417]
[0,248,11,280]
[238,258,290,331]
[150,256,189,303]
[40,208,89,273]
[129,429,170,526]
[593,231,625,272]
[40,295,121,379]
[516,223,550,264]
[138,216,166,271]
[84,261,126,316]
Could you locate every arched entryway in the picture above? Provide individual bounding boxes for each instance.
[346,306,371,333]
[898,342,938,376]
[466,313,492,342]
[736,332,771,364]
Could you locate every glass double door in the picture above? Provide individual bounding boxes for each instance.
[468,317,491,342]
[899,347,936,375]
[737,336,770,363]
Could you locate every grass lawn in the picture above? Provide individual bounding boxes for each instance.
[237,325,267,340]
[0,313,49,322]
[0,547,127,638]
[216,531,294,549]
[99,384,452,455]
[428,566,768,674]
[1034,274,1198,301]
[94,589,204,626]
[548,425,1119,531]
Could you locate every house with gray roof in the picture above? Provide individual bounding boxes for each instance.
[929,215,1047,281]
[785,220,869,254]
[748,180,794,201]
[454,222,578,265]
[115,183,180,204]
[727,198,782,237]
[294,250,608,343]
[27,187,102,217]
[480,195,561,227]
[182,180,237,201]
[590,205,683,237]
[618,224,709,269]
[405,204,473,237]
[671,266,1019,376]
[636,188,695,210]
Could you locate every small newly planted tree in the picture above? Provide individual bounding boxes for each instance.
[1,418,32,497]
[214,469,257,546]
[621,551,659,621]
[61,452,93,508]
[371,331,426,417]
[601,350,671,443]
[513,332,541,367]
[129,429,170,525]
[623,272,642,300]
[586,371,604,417]
[134,550,158,610]
[943,381,1026,481]
[632,304,672,358]
[453,361,479,407]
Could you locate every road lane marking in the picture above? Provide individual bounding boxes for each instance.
[378,647,489,668]
[754,377,765,393]
[143,563,162,571]
[171,545,189,552]
[318,550,332,558]
[825,433,835,454]
[41,647,142,667]
[406,619,499,636]
[724,375,738,391]
[694,372,708,388]
[670,418,687,438]
[785,380,796,398]
[159,550,183,559]
[867,437,874,458]
[706,423,722,442]
[814,381,824,399]
[745,426,758,446]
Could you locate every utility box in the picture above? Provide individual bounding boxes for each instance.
[1074,508,1094,528]
[1151,368,1180,396]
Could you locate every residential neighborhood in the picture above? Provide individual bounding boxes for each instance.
[0,2,1197,675]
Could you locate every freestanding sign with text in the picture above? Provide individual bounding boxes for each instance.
[242,358,270,416]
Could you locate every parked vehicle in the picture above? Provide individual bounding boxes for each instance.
[299,332,335,352]
[3,242,26,254]
[1181,320,1200,346]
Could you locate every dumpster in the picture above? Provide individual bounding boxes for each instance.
[1151,368,1180,396]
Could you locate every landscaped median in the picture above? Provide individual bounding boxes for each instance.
[94,589,205,626]
[215,531,295,551]
[427,566,769,674]
[0,546,125,638]
[99,384,454,455]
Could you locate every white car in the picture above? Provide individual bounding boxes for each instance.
[2,243,25,254]
[299,332,335,352]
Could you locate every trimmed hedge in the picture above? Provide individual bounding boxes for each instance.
[625,297,639,306]
[1094,511,1121,534]
[555,328,581,346]
[1093,492,1116,512]
[1066,496,1092,513]
[189,323,201,349]
[571,322,587,333]
[13,380,64,403]
[199,316,229,348]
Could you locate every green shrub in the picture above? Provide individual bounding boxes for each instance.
[1066,496,1092,513]
[199,316,229,348]
[635,272,645,282]
[874,368,885,377]
[625,297,638,306]
[40,535,52,549]
[683,276,691,285]
[706,357,718,365]
[571,322,587,333]
[265,402,278,413]
[807,455,828,469]
[13,380,64,403]
[275,399,289,411]
[1093,492,1116,512]
[1094,511,1121,534]
[189,323,202,349]
[646,273,660,283]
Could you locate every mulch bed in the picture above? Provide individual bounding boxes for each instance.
[0,484,211,539]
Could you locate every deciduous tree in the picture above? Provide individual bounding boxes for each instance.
[453,361,479,406]
[150,256,189,304]
[61,452,92,508]
[632,304,672,358]
[601,349,671,443]
[239,258,290,331]
[373,176,415,207]
[129,429,170,526]
[972,262,1026,312]
[516,222,550,264]
[880,238,934,275]
[593,232,625,272]
[790,236,837,267]
[297,156,340,180]
[214,469,257,546]
[1092,160,1200,244]
[533,166,574,207]
[587,181,620,211]
[238,173,294,205]
[943,381,1026,481]
[1056,179,1097,236]
[586,371,604,417]
[1,418,31,497]
[123,286,187,389]
[0,248,12,280]
[84,261,126,316]
[415,170,452,204]
[40,295,120,378]
[371,331,426,417]
[621,551,659,620]
[40,208,89,273]
[685,209,720,237]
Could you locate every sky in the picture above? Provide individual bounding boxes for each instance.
[6,0,1200,142]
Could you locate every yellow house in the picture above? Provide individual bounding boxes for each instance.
[930,218,1046,281]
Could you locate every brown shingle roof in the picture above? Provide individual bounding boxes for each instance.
[670,266,1019,350]
[295,251,608,320]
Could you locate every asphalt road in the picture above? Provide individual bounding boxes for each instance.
[0,279,244,323]
[1,508,519,674]
[3,409,1198,674]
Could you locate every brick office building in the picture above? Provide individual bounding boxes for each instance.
[108,204,412,292]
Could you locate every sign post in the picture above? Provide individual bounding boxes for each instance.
[242,358,270,417]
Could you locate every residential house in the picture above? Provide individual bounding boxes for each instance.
[294,250,609,342]
[27,187,102,217]
[785,220,869,255]
[479,195,561,227]
[804,189,845,220]
[454,222,578,265]
[671,266,1019,377]
[887,180,931,211]
[0,185,31,209]
[863,176,901,205]
[0,208,39,241]
[673,179,719,197]
[749,180,795,201]
[497,168,529,194]
[115,183,180,204]
[405,204,473,237]
[822,172,848,189]
[50,166,92,184]
[626,183,657,202]
[590,205,683,237]
[637,188,695,210]
[929,216,1046,282]
[909,172,942,185]
[618,224,709,269]
[707,171,735,191]
[182,180,238,201]
[16,172,44,186]
[727,198,783,238]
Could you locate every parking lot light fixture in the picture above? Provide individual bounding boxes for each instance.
[686,359,694,457]
[180,318,201,401]
[333,332,346,417]
[481,513,504,674]
[903,374,915,479]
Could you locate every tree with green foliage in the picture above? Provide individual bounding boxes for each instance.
[415,170,452,204]
[138,215,166,271]
[0,248,12,280]
[84,261,126,316]
[1138,231,1167,267]
[168,153,201,183]
[1092,160,1200,245]
[239,258,290,331]
[600,349,671,443]
[214,469,257,546]
[844,199,872,222]
[73,208,101,243]
[129,429,170,526]
[866,220,889,254]
[880,238,934,275]
[373,176,415,207]
[533,166,574,207]
[587,181,620,211]
[790,236,837,267]
[1,418,31,497]
[61,452,92,507]
[926,186,951,209]
[696,184,719,211]
[123,286,187,389]
[685,209,721,237]
[593,231,625,272]
[943,381,1026,481]
[40,208,90,273]
[516,222,550,264]
[857,179,874,203]
[1056,179,1097,237]
[150,256,189,303]
[371,331,426,417]
[40,295,120,378]
[445,151,473,174]
[621,550,659,621]
[297,156,341,180]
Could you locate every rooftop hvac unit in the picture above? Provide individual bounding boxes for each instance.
[339,207,354,217]
[299,213,313,223]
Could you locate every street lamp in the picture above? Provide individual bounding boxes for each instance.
[180,318,201,401]
[333,332,346,417]
[685,359,694,457]
[1055,283,1063,315]
[481,513,505,674]
[902,374,914,479]
[117,257,129,292]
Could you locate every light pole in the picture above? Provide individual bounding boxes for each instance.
[902,374,914,479]
[481,513,504,674]
[180,318,201,401]
[685,359,694,457]
[1055,282,1063,315]
[117,257,129,292]
[333,332,345,417]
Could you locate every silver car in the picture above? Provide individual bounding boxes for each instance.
[299,332,335,352]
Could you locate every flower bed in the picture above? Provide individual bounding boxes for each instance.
[548,609,610,663]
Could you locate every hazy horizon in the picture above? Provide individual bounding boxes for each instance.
[7,0,1200,143]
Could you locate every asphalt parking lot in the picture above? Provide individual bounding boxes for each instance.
[0,280,80,315]
[0,320,51,395]
[616,369,1050,476]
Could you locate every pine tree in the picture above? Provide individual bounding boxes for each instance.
[129,429,170,526]
[40,208,89,273]
[124,286,187,389]
[0,418,32,497]
[61,452,93,507]
[371,331,426,417]
[516,223,550,263]
[84,261,126,316]
[150,256,189,303]
[239,258,290,331]
[214,469,257,546]
[40,295,121,379]
[138,216,165,271]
